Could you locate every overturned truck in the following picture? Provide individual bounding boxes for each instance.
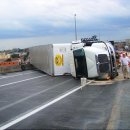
[29,40,117,79]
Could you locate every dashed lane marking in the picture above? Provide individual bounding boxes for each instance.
[0,72,40,80]
[0,81,92,130]
[0,75,46,88]
[106,86,124,130]
[0,78,72,112]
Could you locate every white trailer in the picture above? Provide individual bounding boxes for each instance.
[29,44,71,76]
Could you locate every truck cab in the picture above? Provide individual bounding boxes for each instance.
[70,46,110,79]
[92,41,118,79]
[70,40,117,79]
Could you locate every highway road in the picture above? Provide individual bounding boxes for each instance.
[0,70,129,129]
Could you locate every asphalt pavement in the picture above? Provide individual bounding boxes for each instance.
[108,80,130,129]
[0,70,129,129]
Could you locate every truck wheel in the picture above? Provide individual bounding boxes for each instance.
[110,75,114,79]
[110,72,118,79]
[116,72,118,76]
[21,65,25,71]
[109,72,114,79]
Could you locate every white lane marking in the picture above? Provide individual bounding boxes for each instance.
[0,81,92,130]
[0,75,48,91]
[0,75,46,88]
[0,72,38,80]
[0,101,8,103]
[0,72,34,78]
[106,86,124,130]
[0,79,72,111]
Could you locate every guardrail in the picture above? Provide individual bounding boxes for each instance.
[0,61,21,73]
[0,61,19,67]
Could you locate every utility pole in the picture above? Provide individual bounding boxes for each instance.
[99,33,100,41]
[74,14,77,41]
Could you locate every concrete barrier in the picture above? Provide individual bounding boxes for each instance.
[0,65,21,73]
[81,77,87,86]
[0,61,19,67]
[0,61,22,73]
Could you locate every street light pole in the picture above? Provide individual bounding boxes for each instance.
[99,32,100,41]
[74,14,77,41]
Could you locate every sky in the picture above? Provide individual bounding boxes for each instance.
[0,0,130,50]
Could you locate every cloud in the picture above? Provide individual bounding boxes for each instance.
[0,0,130,41]
[0,0,130,22]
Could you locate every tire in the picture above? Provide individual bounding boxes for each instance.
[21,65,25,71]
